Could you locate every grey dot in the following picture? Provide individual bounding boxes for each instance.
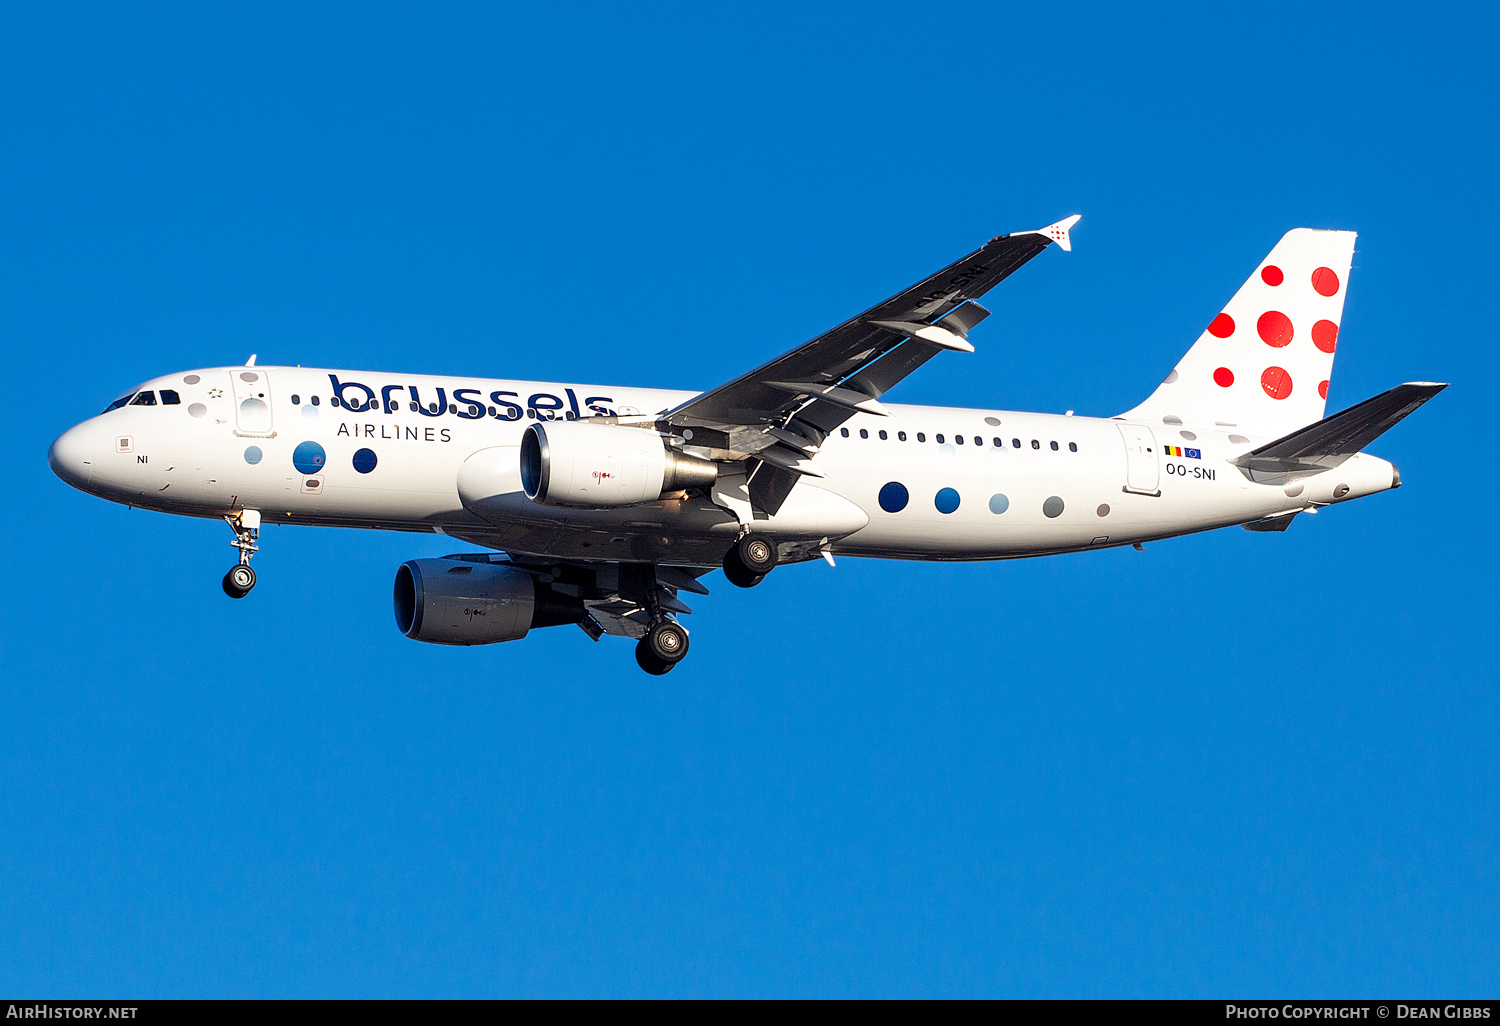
[988,493,1009,514]
[1163,415,1182,425]
[1284,483,1304,497]
[1333,483,1350,498]
[1043,496,1065,518]
[183,374,201,385]
[984,416,1001,426]
[239,372,259,383]
[188,403,207,418]
[1096,503,1110,517]
[1228,434,1249,444]
[1163,370,1179,384]
[1180,430,1197,441]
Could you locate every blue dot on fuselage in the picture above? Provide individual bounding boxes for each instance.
[243,445,262,465]
[935,487,961,514]
[352,448,378,474]
[988,493,1009,514]
[878,481,909,513]
[292,440,326,475]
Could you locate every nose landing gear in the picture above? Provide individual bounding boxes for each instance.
[222,509,261,599]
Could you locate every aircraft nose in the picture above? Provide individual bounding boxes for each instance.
[49,421,98,489]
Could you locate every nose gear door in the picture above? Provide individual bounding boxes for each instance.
[1118,423,1160,496]
[231,369,274,436]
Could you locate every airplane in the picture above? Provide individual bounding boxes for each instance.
[48,217,1445,674]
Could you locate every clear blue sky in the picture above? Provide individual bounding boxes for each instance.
[2,2,1496,997]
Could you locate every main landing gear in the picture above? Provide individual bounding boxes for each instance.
[222,509,261,599]
[635,620,690,676]
[722,533,777,588]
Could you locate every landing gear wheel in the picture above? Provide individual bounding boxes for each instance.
[722,547,764,589]
[635,641,673,675]
[222,564,256,599]
[646,620,689,664]
[737,535,778,575]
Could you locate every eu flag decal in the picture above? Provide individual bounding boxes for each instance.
[1163,446,1202,459]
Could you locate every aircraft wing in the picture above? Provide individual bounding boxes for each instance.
[661,216,1079,512]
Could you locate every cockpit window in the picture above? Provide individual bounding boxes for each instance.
[159,389,181,405]
[102,393,135,413]
[129,391,158,406]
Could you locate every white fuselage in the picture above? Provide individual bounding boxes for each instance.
[48,365,1399,567]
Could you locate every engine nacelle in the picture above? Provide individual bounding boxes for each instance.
[520,421,717,508]
[393,559,584,646]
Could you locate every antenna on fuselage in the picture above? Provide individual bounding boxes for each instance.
[245,354,257,366]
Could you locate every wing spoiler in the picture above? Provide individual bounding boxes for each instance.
[1229,382,1447,484]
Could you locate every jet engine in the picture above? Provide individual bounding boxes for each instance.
[393,558,585,645]
[519,421,717,508]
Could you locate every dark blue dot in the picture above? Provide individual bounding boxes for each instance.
[352,448,378,474]
[243,446,262,465]
[878,481,909,513]
[935,487,961,514]
[292,440,326,476]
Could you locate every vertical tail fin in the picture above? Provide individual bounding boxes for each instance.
[1120,228,1357,437]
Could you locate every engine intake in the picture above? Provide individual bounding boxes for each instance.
[394,559,584,645]
[520,421,717,508]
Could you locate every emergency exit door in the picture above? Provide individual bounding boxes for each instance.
[1117,423,1160,495]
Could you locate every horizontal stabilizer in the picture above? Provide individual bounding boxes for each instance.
[1230,382,1447,483]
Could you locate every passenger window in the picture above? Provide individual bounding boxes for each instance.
[1031,439,1040,449]
[955,434,964,445]
[878,430,887,440]
[1012,438,1021,448]
[1069,442,1078,452]
[974,436,982,446]
[840,428,849,437]
[311,396,320,406]
[130,391,157,406]
[898,431,907,441]
[917,433,926,442]
[859,428,868,439]
[159,389,181,405]
[1050,440,1059,451]
[936,434,945,443]
[993,437,1002,447]
[290,394,301,404]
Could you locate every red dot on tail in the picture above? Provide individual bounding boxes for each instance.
[1311,267,1340,296]
[1213,367,1234,387]
[1311,319,1339,353]
[1261,265,1284,286]
[1318,380,1329,399]
[1261,366,1293,400]
[1257,310,1294,347]
[1207,313,1235,338]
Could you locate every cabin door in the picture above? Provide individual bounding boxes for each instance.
[1118,423,1160,495]
[230,369,274,437]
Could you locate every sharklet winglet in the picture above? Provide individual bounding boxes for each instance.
[1024,214,1081,252]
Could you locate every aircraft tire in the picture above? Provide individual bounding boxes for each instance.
[223,565,256,599]
[737,535,778,574]
[646,621,689,664]
[722,547,764,589]
[635,639,674,675]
